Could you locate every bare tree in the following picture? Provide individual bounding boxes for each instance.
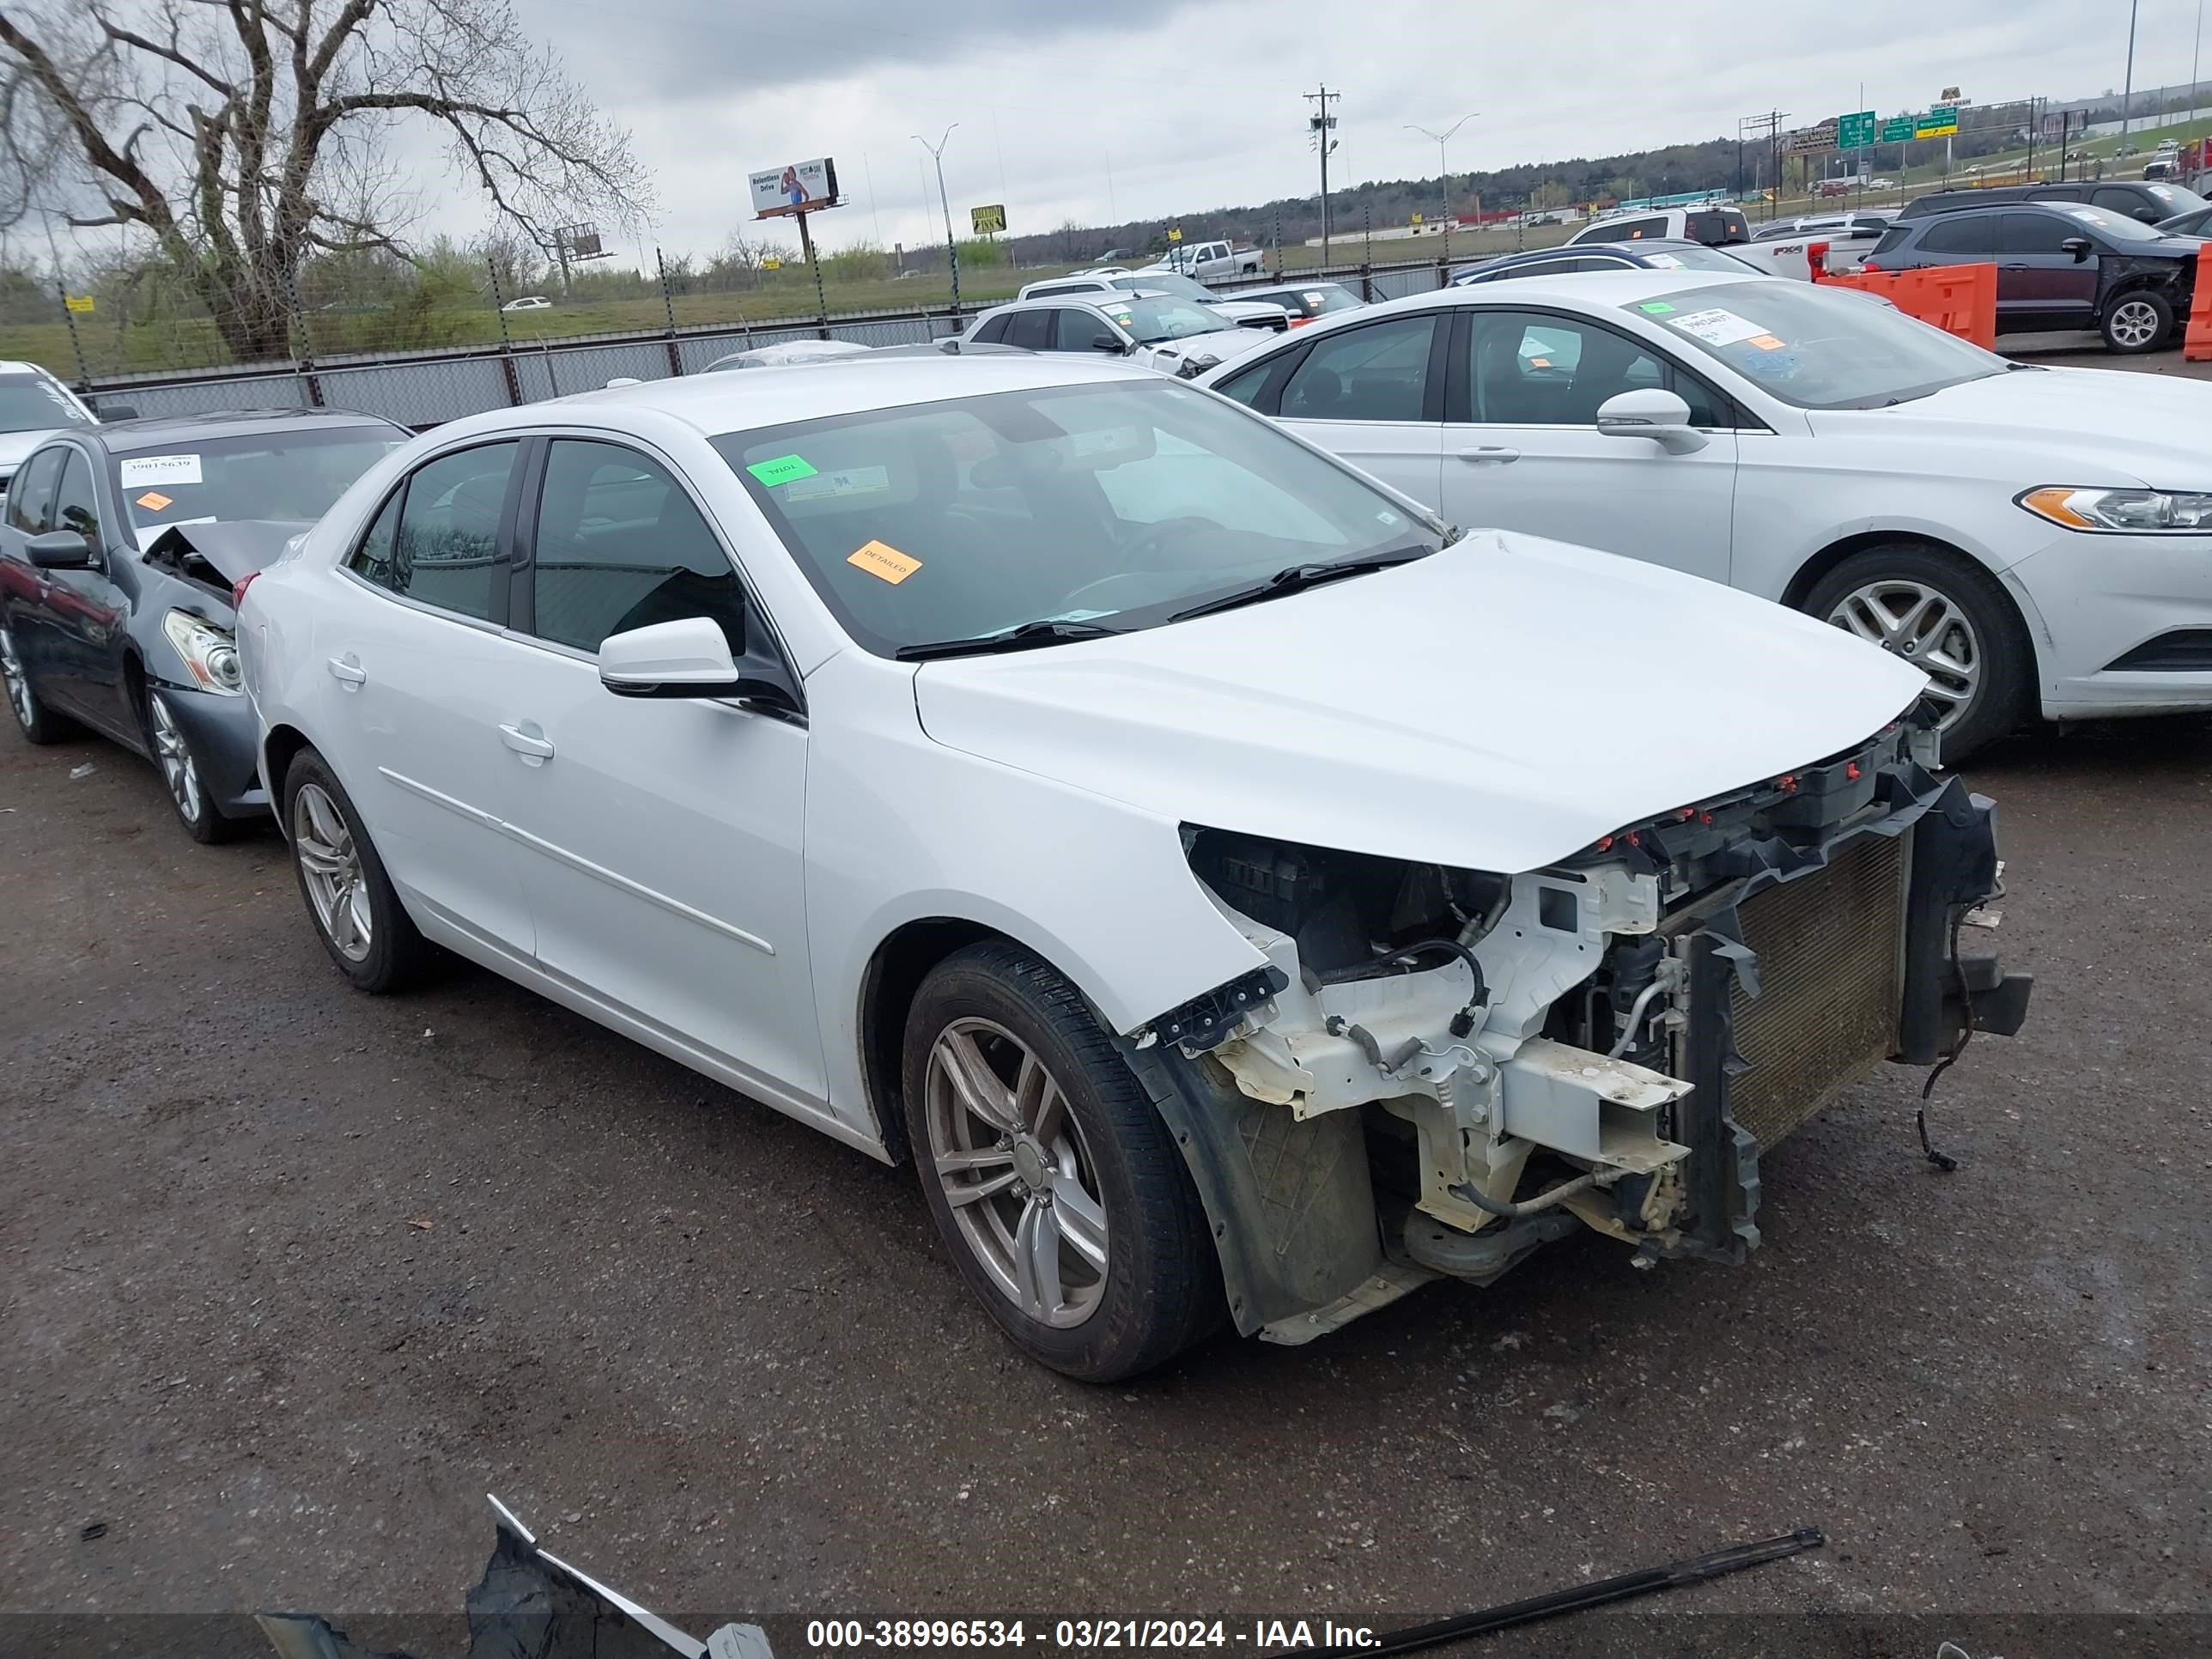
[0,0,650,361]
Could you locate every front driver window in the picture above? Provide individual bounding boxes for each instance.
[529,440,748,654]
[1464,313,1719,427]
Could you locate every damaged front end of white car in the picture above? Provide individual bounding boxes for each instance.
[1122,716,2032,1343]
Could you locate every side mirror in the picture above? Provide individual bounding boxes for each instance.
[26,529,96,570]
[597,616,798,713]
[2060,236,2092,261]
[1090,332,1124,352]
[97,403,140,422]
[1595,388,1707,454]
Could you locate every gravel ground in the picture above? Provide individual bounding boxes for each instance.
[3,696,2209,1650]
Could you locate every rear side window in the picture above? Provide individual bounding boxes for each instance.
[527,440,746,654]
[6,447,64,533]
[1006,310,1052,349]
[349,441,518,623]
[1919,217,2000,255]
[1279,315,1437,422]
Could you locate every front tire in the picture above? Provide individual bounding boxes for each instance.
[146,689,240,844]
[282,745,434,992]
[1805,544,2031,763]
[2101,289,2172,355]
[902,940,1224,1382]
[0,622,69,744]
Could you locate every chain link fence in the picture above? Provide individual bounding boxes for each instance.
[50,252,1465,429]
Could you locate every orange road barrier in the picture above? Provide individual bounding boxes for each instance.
[1808,247,1998,350]
[2183,240,2212,361]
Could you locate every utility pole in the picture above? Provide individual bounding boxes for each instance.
[1405,112,1477,257]
[2123,0,2141,143]
[1738,110,1784,216]
[1305,84,1340,265]
[2193,0,2203,128]
[912,125,960,313]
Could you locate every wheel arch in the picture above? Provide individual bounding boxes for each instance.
[260,722,315,830]
[856,916,1011,1165]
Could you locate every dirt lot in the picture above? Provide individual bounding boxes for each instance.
[3,693,2209,1650]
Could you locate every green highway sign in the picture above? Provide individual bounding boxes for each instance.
[1880,115,1917,143]
[1838,110,1878,149]
[1917,104,1960,138]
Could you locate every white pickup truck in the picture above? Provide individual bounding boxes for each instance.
[1148,239,1265,282]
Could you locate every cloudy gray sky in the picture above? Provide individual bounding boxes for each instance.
[486,0,2202,264]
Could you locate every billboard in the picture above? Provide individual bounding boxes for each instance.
[970,203,1006,235]
[750,158,839,218]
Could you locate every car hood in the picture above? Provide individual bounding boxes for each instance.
[143,518,312,584]
[0,428,64,471]
[1809,365,2212,484]
[1210,299,1291,325]
[912,531,1929,874]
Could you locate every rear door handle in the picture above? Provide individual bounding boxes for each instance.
[326,654,367,688]
[499,722,556,764]
[1458,447,1521,465]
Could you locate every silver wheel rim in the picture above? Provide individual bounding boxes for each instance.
[293,781,373,962]
[149,694,203,823]
[2110,299,2160,349]
[1828,579,1981,730]
[924,1018,1109,1329]
[0,625,32,731]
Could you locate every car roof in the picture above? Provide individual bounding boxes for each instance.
[0,359,65,378]
[1368,268,1770,317]
[84,407,404,451]
[1461,238,1715,274]
[530,352,1163,436]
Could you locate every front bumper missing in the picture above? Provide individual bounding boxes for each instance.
[1142,725,2032,1340]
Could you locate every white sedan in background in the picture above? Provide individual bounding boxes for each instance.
[235,353,2021,1379]
[961,293,1273,380]
[1200,270,2212,757]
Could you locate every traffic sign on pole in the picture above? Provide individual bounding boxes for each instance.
[1917,105,1960,138]
[1880,115,1917,143]
[1838,110,1878,149]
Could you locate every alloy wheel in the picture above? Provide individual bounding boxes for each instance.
[923,1018,1110,1328]
[149,694,203,823]
[1828,579,1981,731]
[293,781,373,961]
[2108,298,2162,350]
[0,626,32,731]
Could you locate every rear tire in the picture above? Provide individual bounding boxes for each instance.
[902,940,1224,1382]
[1803,544,2031,763]
[281,745,435,992]
[0,621,70,745]
[2101,289,2172,355]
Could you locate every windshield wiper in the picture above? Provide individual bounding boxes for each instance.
[1169,544,1434,623]
[893,618,1125,662]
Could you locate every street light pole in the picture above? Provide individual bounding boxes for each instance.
[2192,0,2204,128]
[1405,112,1477,258]
[912,125,960,313]
[2122,0,2141,144]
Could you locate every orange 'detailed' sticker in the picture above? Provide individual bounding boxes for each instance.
[848,539,921,584]
[137,491,174,511]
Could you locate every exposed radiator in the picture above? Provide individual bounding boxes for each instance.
[1727,831,1908,1151]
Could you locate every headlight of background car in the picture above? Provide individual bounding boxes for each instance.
[2020,486,2212,532]
[161,610,244,695]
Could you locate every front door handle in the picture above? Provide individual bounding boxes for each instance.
[326,654,367,688]
[1458,447,1521,465]
[498,721,556,765]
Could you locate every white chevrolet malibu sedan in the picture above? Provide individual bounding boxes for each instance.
[238,355,2029,1380]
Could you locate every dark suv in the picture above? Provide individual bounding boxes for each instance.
[1866,200,2201,352]
[1898,179,2207,226]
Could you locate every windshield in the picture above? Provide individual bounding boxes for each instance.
[2064,206,2167,243]
[714,379,1440,657]
[116,426,403,545]
[1644,244,1768,273]
[1112,271,1217,305]
[1098,295,1231,343]
[2148,182,2208,213]
[0,374,93,434]
[1626,281,2005,409]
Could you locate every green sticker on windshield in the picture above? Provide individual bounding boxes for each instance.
[747,453,818,487]
[1638,301,1676,314]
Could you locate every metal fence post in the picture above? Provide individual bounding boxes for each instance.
[485,258,524,405]
[655,247,684,377]
[55,284,93,392]
[1273,215,1282,280]
[285,272,325,407]
[1361,204,1373,301]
